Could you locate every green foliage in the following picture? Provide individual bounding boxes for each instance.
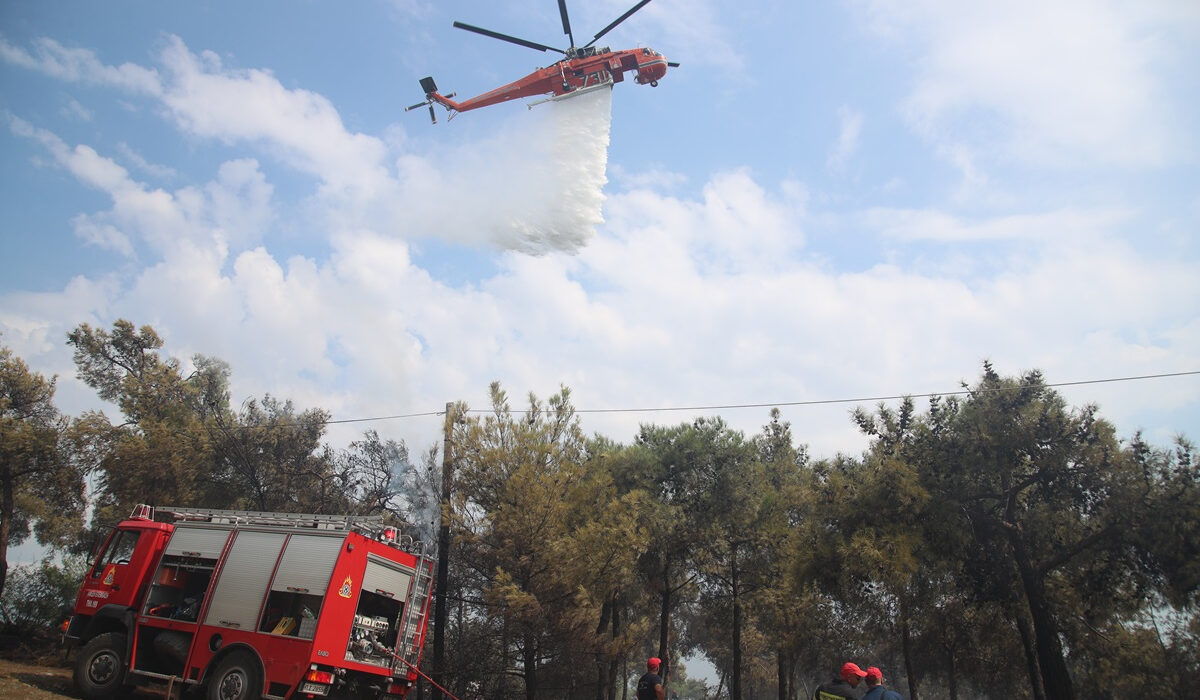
[12,323,1200,700]
[451,382,653,699]
[0,554,89,631]
[1072,607,1200,700]
[826,364,1200,700]
[0,343,87,599]
[209,394,337,512]
[65,320,424,524]
[67,322,232,521]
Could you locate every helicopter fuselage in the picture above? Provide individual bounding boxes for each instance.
[405,0,673,123]
[426,47,669,114]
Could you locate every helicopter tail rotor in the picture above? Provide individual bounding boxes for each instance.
[405,78,438,124]
[404,99,438,124]
[406,77,463,124]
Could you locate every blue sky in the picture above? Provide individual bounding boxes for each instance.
[2,0,1198,469]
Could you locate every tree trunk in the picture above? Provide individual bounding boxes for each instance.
[1014,604,1045,700]
[944,638,959,700]
[901,604,918,700]
[455,594,465,699]
[776,649,787,700]
[0,478,11,599]
[1009,527,1072,700]
[523,632,538,700]
[596,599,613,700]
[497,618,510,700]
[730,559,742,700]
[659,561,672,684]
[608,597,622,700]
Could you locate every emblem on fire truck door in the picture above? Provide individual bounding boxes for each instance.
[102,564,116,586]
[339,576,353,599]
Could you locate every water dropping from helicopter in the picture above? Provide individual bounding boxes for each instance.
[497,86,612,255]
[396,0,676,255]
[395,86,612,255]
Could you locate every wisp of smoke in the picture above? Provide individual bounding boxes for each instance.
[398,86,613,256]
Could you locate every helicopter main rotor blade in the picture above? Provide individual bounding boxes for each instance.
[585,0,653,48]
[558,0,575,49]
[452,21,566,54]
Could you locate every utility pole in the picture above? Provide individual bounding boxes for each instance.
[431,402,455,700]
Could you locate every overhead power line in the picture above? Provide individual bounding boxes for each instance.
[326,411,444,426]
[324,370,1200,425]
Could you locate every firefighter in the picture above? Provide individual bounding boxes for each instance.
[814,661,867,699]
[637,657,666,700]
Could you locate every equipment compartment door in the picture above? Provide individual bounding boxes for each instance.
[344,557,413,667]
[260,534,343,639]
[362,557,413,602]
[203,531,286,631]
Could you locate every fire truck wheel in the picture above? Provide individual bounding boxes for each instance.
[206,651,263,700]
[73,632,129,700]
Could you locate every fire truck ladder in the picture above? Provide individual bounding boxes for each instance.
[155,505,383,531]
[395,547,435,674]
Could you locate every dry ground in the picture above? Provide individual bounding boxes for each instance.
[0,654,79,700]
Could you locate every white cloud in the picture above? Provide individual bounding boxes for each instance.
[864,207,1131,243]
[3,163,1197,456]
[10,116,275,259]
[205,160,275,251]
[608,164,688,192]
[1,22,1195,464]
[155,37,392,200]
[634,0,743,72]
[0,36,161,94]
[116,142,178,180]
[853,0,1197,167]
[565,0,739,75]
[827,106,863,173]
[60,98,92,122]
[6,34,623,256]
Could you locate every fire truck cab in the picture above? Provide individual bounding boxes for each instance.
[65,505,434,700]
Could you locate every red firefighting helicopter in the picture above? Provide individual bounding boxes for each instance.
[406,0,677,123]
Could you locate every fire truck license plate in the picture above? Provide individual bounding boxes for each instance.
[300,682,330,695]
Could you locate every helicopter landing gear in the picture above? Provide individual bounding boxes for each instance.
[650,80,658,87]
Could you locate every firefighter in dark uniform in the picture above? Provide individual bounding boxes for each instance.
[637,657,666,700]
[814,661,867,700]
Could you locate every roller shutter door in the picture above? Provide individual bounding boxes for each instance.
[164,526,230,559]
[271,534,344,595]
[203,530,286,630]
[362,556,413,600]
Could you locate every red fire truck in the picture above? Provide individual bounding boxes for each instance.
[63,504,434,700]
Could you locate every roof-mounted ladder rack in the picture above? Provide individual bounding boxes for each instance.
[151,505,383,531]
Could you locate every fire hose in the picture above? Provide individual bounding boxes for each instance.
[389,651,463,700]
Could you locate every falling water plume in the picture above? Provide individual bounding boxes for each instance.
[497,86,613,255]
[400,86,613,256]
